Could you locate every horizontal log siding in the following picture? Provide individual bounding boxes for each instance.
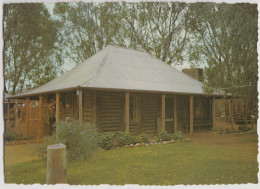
[97,92,124,132]
[177,95,190,130]
[83,90,94,123]
[165,97,174,133]
[129,122,138,135]
[140,94,160,136]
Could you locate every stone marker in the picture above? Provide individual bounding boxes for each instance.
[47,143,67,184]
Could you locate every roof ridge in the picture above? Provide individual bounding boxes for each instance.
[79,46,111,87]
[107,45,150,55]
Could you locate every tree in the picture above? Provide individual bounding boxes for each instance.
[53,2,125,66]
[53,2,191,67]
[188,3,258,100]
[120,2,191,66]
[4,3,58,94]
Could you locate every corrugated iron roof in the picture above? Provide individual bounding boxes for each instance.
[11,45,208,98]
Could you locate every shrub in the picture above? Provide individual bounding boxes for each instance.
[34,121,98,161]
[158,131,173,141]
[32,135,56,158]
[4,127,33,142]
[98,132,114,150]
[4,127,20,142]
[172,131,182,140]
[138,133,149,143]
[218,128,224,134]
[238,124,250,132]
[224,128,232,134]
[114,131,134,147]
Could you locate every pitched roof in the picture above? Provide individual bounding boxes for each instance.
[11,45,206,98]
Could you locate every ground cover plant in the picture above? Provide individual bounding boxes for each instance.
[5,131,258,185]
[34,121,98,161]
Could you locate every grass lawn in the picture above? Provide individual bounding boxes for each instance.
[4,131,258,185]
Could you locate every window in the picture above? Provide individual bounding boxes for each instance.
[129,95,140,122]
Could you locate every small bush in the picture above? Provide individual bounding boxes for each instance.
[172,131,182,140]
[133,133,149,144]
[158,131,173,141]
[34,121,98,161]
[4,127,20,142]
[224,128,232,134]
[218,128,224,134]
[98,132,114,150]
[4,127,32,142]
[238,124,250,132]
[114,131,134,147]
[138,133,149,143]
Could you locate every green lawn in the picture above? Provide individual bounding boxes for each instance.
[4,131,258,185]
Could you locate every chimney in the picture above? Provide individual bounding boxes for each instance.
[182,68,204,82]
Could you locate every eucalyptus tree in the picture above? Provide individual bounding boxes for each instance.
[53,2,191,67]
[3,3,58,94]
[53,2,125,65]
[120,2,191,66]
[188,3,258,100]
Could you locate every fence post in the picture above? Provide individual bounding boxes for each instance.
[47,143,67,184]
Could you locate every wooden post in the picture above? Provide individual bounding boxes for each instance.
[15,99,18,127]
[161,94,166,132]
[39,96,43,138]
[93,91,97,127]
[125,92,129,133]
[77,90,83,123]
[47,143,67,184]
[174,95,178,133]
[228,98,234,129]
[244,99,248,126]
[56,93,60,124]
[231,98,234,128]
[212,96,216,131]
[7,99,10,126]
[26,97,29,137]
[190,96,194,136]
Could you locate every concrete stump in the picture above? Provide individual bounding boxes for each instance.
[47,143,67,184]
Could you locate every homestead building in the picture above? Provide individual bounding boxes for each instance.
[6,46,225,138]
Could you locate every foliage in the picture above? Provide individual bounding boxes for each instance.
[5,131,258,184]
[218,128,233,134]
[52,2,190,67]
[155,131,182,142]
[53,2,124,66]
[134,133,149,144]
[114,131,134,147]
[188,3,258,102]
[238,124,250,132]
[34,121,98,161]
[4,127,20,142]
[32,135,57,158]
[157,131,174,142]
[224,128,232,134]
[172,131,182,140]
[3,4,59,94]
[98,132,149,149]
[98,132,115,150]
[4,127,33,142]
